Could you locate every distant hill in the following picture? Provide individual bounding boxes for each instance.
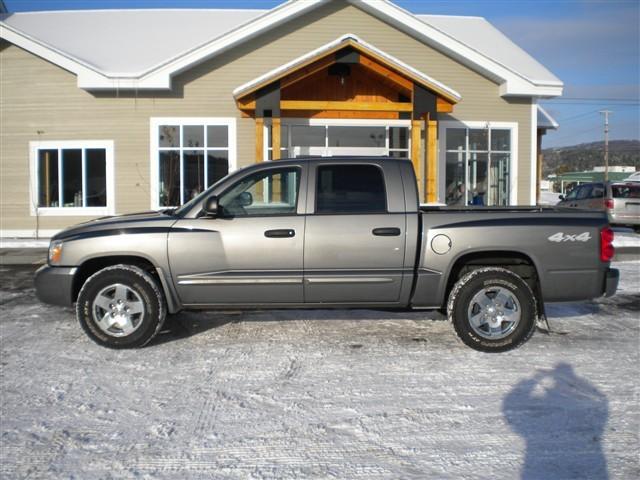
[542,140,640,177]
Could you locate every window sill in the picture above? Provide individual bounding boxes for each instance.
[32,207,113,217]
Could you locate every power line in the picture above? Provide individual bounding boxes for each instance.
[546,102,639,106]
[554,97,640,102]
[544,125,603,144]
[552,108,602,123]
[542,105,639,124]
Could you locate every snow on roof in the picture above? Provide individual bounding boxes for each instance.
[0,9,266,75]
[0,3,562,95]
[418,15,561,86]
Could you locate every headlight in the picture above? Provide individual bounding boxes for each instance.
[48,241,63,265]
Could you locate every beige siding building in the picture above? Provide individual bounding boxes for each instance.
[0,0,561,237]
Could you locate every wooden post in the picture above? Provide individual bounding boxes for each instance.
[272,118,281,160]
[255,117,264,163]
[411,119,422,199]
[425,116,438,203]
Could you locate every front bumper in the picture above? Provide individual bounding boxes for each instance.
[34,265,76,307]
[604,267,619,298]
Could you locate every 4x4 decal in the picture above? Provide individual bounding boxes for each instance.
[548,232,592,243]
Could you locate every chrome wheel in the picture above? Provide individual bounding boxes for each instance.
[92,283,145,337]
[467,286,521,340]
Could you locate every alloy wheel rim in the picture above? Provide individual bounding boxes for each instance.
[92,283,145,337]
[467,286,521,340]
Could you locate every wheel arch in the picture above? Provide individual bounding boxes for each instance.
[72,255,181,313]
[443,249,543,314]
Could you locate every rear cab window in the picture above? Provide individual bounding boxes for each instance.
[315,164,387,214]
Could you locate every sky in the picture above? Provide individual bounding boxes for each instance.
[3,0,639,149]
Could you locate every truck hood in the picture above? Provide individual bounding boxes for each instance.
[52,210,178,242]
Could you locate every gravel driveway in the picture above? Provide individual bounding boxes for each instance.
[1,261,638,479]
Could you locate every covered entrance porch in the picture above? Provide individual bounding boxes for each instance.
[233,35,460,202]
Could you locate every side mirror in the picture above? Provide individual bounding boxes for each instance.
[558,195,565,201]
[203,195,219,217]
[238,191,253,207]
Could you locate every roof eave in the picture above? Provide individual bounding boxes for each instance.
[2,0,564,95]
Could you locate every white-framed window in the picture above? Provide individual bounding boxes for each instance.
[439,121,518,206]
[264,118,411,160]
[29,140,115,216]
[150,117,237,209]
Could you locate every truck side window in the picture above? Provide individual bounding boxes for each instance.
[590,184,605,198]
[576,185,592,200]
[218,167,299,217]
[316,164,387,214]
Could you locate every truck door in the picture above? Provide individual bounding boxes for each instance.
[168,165,306,306]
[303,161,406,304]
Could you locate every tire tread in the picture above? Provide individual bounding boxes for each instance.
[76,264,166,348]
[447,267,537,352]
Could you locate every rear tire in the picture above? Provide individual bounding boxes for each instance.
[76,264,166,349]
[447,267,537,352]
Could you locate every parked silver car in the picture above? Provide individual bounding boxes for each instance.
[558,181,640,229]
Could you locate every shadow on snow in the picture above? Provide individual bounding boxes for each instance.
[503,362,609,480]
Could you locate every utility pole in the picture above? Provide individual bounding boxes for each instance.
[599,110,612,182]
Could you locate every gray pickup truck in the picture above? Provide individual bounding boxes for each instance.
[35,157,619,352]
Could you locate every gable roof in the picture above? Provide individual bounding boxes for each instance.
[0,0,562,97]
[0,9,264,75]
[233,34,461,104]
[418,15,559,88]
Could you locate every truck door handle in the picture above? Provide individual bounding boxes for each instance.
[264,229,295,238]
[372,227,401,236]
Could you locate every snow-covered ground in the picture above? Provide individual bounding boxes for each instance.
[613,229,640,248]
[0,239,49,248]
[1,262,638,479]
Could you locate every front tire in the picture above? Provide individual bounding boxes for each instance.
[76,264,166,348]
[447,267,537,353]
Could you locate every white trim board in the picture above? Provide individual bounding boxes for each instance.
[438,120,519,206]
[0,0,562,96]
[29,140,116,217]
[530,101,538,205]
[149,117,237,210]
